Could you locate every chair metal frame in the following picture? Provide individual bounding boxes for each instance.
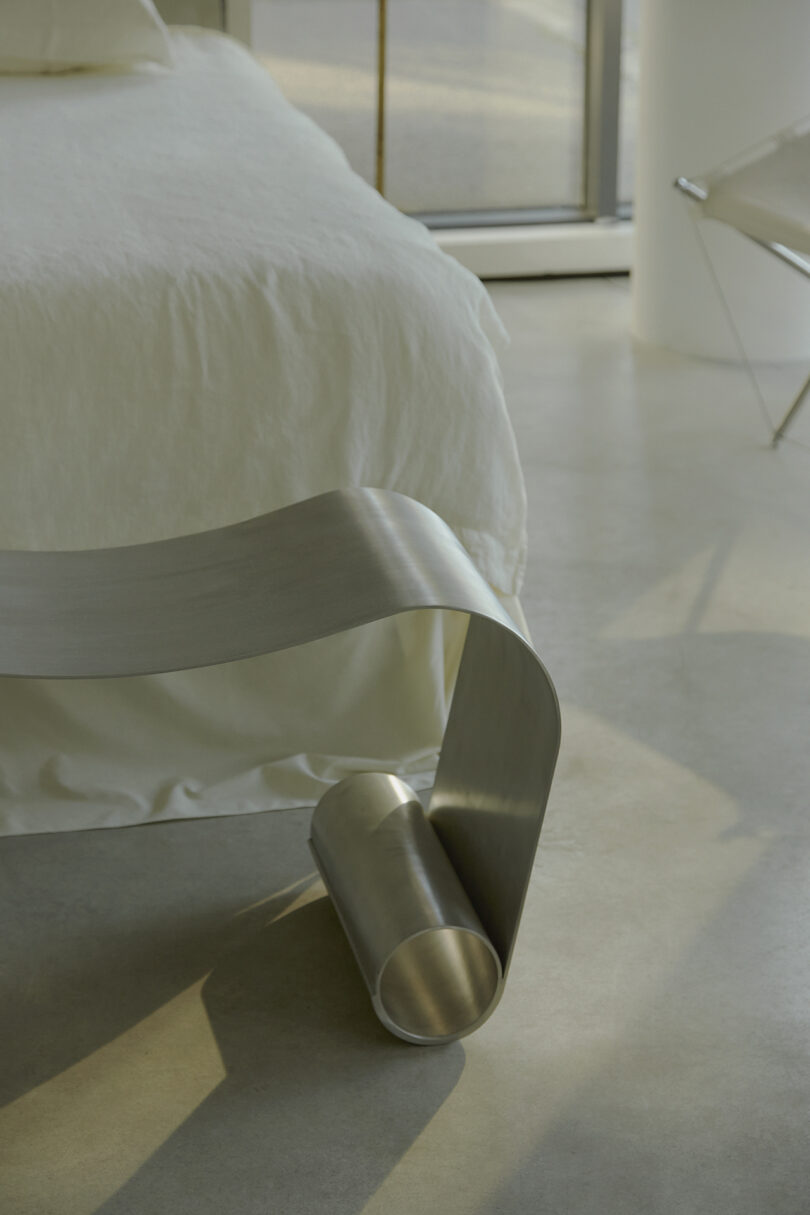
[675,174,810,446]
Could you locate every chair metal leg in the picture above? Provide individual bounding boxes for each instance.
[675,176,810,450]
[311,773,504,1045]
[771,367,810,446]
[0,488,561,1045]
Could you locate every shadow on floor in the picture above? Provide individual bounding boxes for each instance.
[98,898,465,1215]
[0,810,465,1215]
[478,831,810,1215]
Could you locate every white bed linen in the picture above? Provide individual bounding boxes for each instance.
[0,30,528,835]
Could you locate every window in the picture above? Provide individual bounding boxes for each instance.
[246,0,634,265]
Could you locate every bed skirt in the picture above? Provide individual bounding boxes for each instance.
[0,596,527,835]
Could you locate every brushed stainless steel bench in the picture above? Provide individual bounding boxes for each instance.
[0,488,560,1044]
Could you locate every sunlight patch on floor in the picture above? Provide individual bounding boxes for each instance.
[601,522,810,642]
[0,977,225,1215]
[358,703,766,1214]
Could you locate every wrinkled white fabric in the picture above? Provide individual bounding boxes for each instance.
[0,31,528,836]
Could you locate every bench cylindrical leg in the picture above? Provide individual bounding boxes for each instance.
[310,772,502,1045]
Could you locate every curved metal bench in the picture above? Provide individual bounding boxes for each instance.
[0,488,560,1045]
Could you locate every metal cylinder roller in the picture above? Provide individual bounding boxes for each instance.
[310,772,503,1045]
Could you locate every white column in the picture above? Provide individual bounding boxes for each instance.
[632,0,810,361]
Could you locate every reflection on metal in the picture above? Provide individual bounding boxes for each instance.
[673,176,708,204]
[415,205,591,231]
[584,0,623,219]
[0,488,560,1045]
[311,774,502,1044]
[375,0,387,195]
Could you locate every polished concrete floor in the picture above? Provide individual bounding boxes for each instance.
[2,276,809,1214]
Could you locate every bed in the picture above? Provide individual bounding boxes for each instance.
[0,20,528,835]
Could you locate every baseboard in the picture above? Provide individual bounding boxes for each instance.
[435,220,634,279]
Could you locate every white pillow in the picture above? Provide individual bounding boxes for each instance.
[0,0,174,73]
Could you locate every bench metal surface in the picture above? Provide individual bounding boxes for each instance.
[0,488,561,1043]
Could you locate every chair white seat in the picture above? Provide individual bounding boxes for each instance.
[675,121,810,444]
[699,130,810,256]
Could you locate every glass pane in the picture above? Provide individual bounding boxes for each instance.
[156,0,223,28]
[250,0,378,187]
[617,0,640,205]
[385,0,587,214]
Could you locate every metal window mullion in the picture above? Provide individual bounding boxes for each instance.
[375,0,388,194]
[584,0,623,219]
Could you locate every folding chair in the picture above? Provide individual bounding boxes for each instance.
[675,119,810,445]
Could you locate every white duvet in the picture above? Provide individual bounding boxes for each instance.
[0,30,527,834]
